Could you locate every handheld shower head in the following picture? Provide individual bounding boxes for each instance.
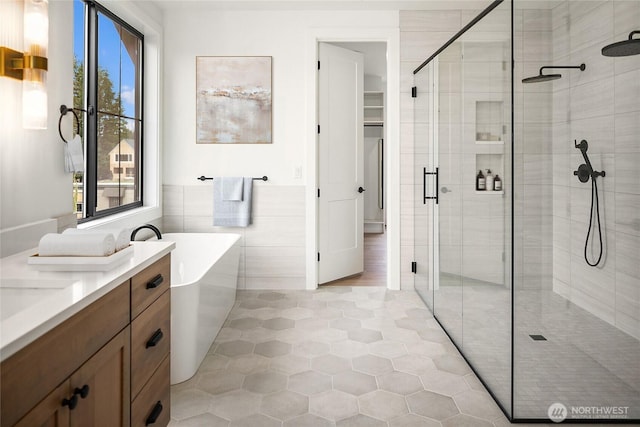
[575,139,588,153]
[602,31,640,57]
[522,64,586,84]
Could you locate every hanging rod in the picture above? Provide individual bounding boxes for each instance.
[413,0,504,75]
[197,176,268,181]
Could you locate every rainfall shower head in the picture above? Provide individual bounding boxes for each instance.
[522,73,562,83]
[522,64,586,84]
[602,31,640,57]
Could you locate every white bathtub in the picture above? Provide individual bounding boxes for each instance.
[163,233,241,384]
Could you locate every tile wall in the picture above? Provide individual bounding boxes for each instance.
[163,184,306,290]
[514,7,555,292]
[549,0,640,340]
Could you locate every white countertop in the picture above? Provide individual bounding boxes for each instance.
[0,241,175,362]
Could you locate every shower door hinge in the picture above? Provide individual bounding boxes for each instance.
[317,252,320,262]
[411,261,417,274]
[411,86,417,98]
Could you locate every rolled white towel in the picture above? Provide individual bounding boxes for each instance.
[38,233,116,257]
[63,227,131,251]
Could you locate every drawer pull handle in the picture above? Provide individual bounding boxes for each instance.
[62,394,78,410]
[145,401,163,425]
[146,329,164,348]
[146,274,164,289]
[74,384,90,399]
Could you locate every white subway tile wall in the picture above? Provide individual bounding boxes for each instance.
[163,185,305,290]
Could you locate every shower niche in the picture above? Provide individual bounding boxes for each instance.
[474,101,505,194]
[475,153,504,194]
[475,101,504,144]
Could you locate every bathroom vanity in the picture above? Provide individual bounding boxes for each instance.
[0,241,174,427]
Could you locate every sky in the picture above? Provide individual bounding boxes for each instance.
[73,0,137,119]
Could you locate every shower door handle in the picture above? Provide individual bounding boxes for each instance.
[423,167,439,204]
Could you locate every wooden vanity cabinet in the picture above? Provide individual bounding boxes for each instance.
[130,254,171,427]
[1,255,171,427]
[15,328,131,427]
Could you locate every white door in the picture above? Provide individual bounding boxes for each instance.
[318,43,364,285]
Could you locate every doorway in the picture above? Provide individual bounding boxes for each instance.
[317,41,387,288]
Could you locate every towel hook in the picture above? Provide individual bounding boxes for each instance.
[58,104,81,144]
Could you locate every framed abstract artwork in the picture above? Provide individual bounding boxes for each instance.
[196,56,272,144]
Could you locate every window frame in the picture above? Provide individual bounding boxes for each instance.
[78,0,144,223]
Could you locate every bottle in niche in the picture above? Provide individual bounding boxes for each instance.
[486,169,494,192]
[476,170,486,191]
[494,174,502,191]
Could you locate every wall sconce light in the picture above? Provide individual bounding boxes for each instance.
[0,0,49,129]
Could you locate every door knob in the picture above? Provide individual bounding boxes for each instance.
[358,187,366,193]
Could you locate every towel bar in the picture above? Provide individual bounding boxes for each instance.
[197,176,268,182]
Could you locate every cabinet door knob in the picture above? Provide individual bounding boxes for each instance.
[358,187,366,193]
[146,274,164,289]
[74,384,90,399]
[145,401,163,425]
[146,329,164,348]
[62,394,78,410]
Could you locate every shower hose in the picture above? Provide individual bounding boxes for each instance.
[584,177,603,267]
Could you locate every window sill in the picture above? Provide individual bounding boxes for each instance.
[78,205,161,231]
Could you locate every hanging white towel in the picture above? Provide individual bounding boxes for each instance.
[221,177,244,201]
[64,135,84,173]
[213,177,253,227]
[38,233,116,257]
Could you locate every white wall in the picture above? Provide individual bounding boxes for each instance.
[163,9,397,186]
[0,0,74,231]
[162,8,398,289]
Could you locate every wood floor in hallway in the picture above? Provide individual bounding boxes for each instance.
[322,233,387,287]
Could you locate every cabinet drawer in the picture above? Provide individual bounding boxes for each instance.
[131,290,171,398]
[132,356,170,427]
[1,282,129,427]
[131,254,171,319]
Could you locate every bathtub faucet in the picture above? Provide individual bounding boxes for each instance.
[131,224,162,241]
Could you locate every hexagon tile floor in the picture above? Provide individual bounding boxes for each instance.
[167,287,568,426]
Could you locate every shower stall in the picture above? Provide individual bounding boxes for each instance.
[412,0,640,422]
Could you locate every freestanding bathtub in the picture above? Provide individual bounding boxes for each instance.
[163,233,241,384]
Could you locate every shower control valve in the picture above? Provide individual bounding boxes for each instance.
[573,139,605,183]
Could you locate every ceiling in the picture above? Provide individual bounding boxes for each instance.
[150,0,498,11]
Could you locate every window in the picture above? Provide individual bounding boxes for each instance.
[74,0,143,221]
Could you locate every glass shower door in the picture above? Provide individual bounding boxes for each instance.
[434,44,465,345]
[413,62,432,311]
[414,1,513,416]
